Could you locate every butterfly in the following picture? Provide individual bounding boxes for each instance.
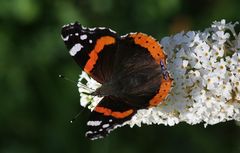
[61,22,172,140]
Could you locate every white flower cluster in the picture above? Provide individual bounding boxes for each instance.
[77,72,102,110]
[78,20,240,127]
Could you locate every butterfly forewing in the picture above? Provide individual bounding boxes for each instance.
[61,22,119,83]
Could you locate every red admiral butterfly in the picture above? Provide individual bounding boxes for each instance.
[61,22,172,140]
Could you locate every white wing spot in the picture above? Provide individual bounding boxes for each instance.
[121,34,128,38]
[130,32,137,35]
[85,131,93,135]
[108,125,122,133]
[61,35,69,41]
[62,24,68,28]
[69,43,83,56]
[89,27,96,31]
[80,34,87,40]
[109,28,116,33]
[81,25,87,30]
[89,40,93,43]
[102,124,110,128]
[90,135,104,140]
[75,33,79,36]
[87,120,102,126]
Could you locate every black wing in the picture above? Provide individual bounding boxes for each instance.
[103,33,165,108]
[85,97,136,140]
[61,22,119,83]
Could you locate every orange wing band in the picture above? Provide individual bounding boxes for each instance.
[130,33,172,106]
[84,36,116,74]
[149,76,173,107]
[129,33,165,64]
[94,106,134,119]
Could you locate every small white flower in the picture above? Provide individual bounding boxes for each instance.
[202,73,219,90]
[211,45,225,58]
[186,70,201,87]
[214,59,227,75]
[234,33,240,49]
[231,52,240,66]
[215,82,232,100]
[173,31,185,45]
[212,31,230,45]
[231,76,240,92]
[212,19,226,31]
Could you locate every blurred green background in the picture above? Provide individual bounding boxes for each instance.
[0,0,240,153]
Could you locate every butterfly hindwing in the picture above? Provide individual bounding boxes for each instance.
[61,22,119,83]
[117,33,172,107]
[104,33,167,108]
[85,97,136,140]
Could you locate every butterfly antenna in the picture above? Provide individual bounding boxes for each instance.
[59,74,94,92]
[78,83,95,92]
[70,110,83,123]
[70,103,92,123]
[59,74,77,84]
